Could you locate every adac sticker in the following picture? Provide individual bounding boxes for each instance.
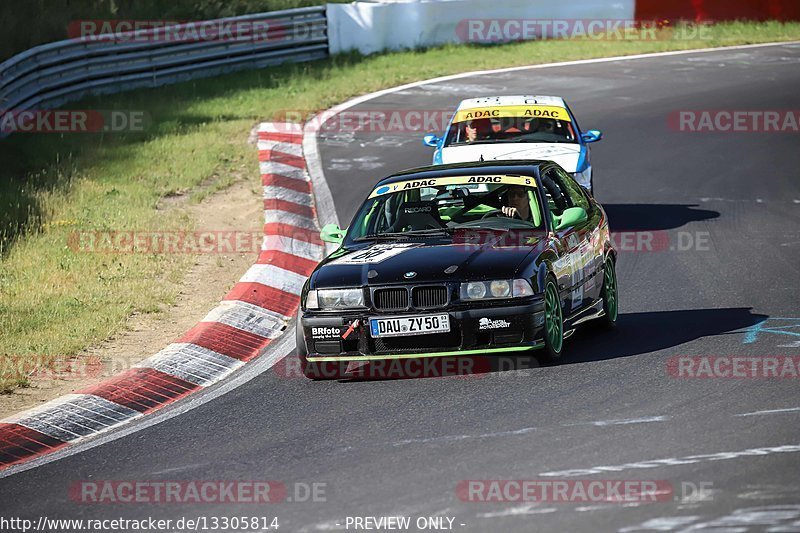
[369,175,536,198]
[331,243,421,265]
[454,105,571,123]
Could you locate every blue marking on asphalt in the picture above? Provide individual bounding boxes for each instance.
[742,318,800,344]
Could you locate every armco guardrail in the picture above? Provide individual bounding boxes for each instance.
[0,6,327,134]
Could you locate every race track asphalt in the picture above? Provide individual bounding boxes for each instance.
[1,43,799,533]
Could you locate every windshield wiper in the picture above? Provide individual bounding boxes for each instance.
[403,228,455,236]
[354,228,456,241]
[497,138,562,143]
[445,140,498,147]
[353,232,410,242]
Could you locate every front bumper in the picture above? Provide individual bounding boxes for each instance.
[302,299,545,362]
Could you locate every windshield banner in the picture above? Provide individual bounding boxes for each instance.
[369,175,537,198]
[453,105,571,123]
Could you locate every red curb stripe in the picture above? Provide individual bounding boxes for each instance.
[0,427,51,457]
[264,198,315,218]
[264,223,324,245]
[0,123,317,472]
[257,250,319,276]
[259,151,306,169]
[258,131,303,144]
[78,368,199,413]
[0,423,68,468]
[225,282,299,317]
[177,322,271,362]
[262,173,312,193]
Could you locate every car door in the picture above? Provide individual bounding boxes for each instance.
[556,166,605,304]
[543,167,600,314]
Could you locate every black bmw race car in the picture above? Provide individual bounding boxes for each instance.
[296,160,617,379]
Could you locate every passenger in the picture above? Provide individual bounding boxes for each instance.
[532,118,556,135]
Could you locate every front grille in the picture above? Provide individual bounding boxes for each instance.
[373,288,409,311]
[412,286,448,309]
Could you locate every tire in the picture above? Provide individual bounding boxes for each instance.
[296,312,346,380]
[599,256,619,330]
[541,277,564,362]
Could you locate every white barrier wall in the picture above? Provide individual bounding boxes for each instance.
[327,0,637,55]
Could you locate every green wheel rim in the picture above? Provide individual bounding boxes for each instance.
[604,259,618,322]
[545,282,563,353]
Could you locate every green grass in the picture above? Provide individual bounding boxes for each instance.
[1,21,799,393]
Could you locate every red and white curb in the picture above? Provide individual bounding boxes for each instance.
[0,122,322,471]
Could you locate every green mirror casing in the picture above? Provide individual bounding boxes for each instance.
[554,207,588,231]
[320,223,345,244]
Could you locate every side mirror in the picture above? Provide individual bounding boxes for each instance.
[320,223,345,244]
[554,207,588,230]
[581,130,603,143]
[422,134,440,148]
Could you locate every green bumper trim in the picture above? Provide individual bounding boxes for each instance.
[307,344,542,362]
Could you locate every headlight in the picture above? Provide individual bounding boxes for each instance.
[512,279,534,297]
[305,289,320,309]
[305,288,365,310]
[465,282,486,299]
[460,279,533,300]
[489,280,511,298]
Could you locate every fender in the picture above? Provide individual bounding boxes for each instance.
[535,261,550,294]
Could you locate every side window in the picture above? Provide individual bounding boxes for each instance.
[540,169,572,216]
[552,167,591,212]
[565,104,582,135]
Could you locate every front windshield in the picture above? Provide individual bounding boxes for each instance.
[443,105,577,147]
[346,175,545,243]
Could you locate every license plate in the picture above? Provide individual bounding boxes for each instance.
[370,314,450,338]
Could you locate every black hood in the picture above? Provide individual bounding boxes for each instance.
[311,232,547,288]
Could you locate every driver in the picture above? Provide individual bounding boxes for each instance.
[501,186,532,221]
[464,118,492,142]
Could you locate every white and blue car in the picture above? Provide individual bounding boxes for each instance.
[424,96,602,193]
